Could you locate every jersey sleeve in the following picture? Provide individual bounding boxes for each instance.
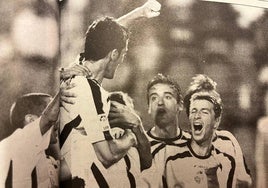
[0,117,52,187]
[216,130,252,186]
[13,117,52,154]
[60,76,111,144]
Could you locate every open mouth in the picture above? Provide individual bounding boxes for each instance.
[193,122,203,132]
[157,108,166,115]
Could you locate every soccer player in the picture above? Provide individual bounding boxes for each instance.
[139,73,191,187]
[183,74,252,187]
[0,92,60,187]
[59,1,161,187]
[164,88,236,187]
[91,91,151,187]
[0,81,75,188]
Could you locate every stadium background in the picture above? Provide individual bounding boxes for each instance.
[0,0,267,187]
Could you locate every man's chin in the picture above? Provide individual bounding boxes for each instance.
[155,118,167,128]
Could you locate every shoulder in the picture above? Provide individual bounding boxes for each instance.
[215,129,237,142]
[181,130,191,140]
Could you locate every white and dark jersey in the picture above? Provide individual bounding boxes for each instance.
[60,76,139,187]
[164,141,236,188]
[60,76,113,183]
[214,130,252,186]
[140,127,191,188]
[36,153,59,188]
[89,147,140,188]
[0,117,52,188]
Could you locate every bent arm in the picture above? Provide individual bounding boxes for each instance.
[40,91,60,135]
[93,130,137,168]
[131,124,152,170]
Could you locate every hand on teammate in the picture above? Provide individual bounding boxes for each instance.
[60,64,92,80]
[60,82,77,112]
[109,101,142,129]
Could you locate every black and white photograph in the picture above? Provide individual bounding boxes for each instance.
[0,0,267,187]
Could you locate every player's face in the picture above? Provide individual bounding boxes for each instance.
[189,99,218,145]
[148,83,180,128]
[104,42,128,79]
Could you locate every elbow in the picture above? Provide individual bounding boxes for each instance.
[95,148,121,169]
[97,153,118,169]
[141,157,152,171]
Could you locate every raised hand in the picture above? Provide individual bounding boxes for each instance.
[140,0,161,18]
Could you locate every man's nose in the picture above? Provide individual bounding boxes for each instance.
[194,111,201,119]
[157,97,164,105]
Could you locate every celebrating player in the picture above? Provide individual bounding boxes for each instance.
[183,74,252,187]
[59,0,161,187]
[0,92,59,187]
[164,87,235,187]
[139,73,191,187]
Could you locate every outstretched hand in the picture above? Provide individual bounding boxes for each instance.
[109,101,142,129]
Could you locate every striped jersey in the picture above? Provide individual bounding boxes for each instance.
[163,141,236,188]
[214,130,252,187]
[0,117,52,188]
[60,76,138,187]
[139,127,191,188]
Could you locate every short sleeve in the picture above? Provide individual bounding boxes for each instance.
[60,76,111,144]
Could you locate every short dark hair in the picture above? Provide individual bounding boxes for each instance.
[83,17,129,61]
[10,93,52,128]
[184,74,223,118]
[146,73,183,105]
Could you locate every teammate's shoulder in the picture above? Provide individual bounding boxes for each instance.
[215,129,236,141]
[181,130,191,140]
[71,76,101,89]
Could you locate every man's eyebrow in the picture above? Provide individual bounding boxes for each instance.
[164,91,174,96]
[149,93,157,97]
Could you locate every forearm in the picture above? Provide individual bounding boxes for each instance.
[40,91,60,135]
[116,7,144,28]
[131,125,152,170]
[94,131,137,168]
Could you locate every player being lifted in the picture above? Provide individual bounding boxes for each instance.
[59,0,161,187]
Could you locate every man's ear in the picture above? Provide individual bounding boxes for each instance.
[214,116,221,129]
[24,114,38,125]
[177,103,183,112]
[110,49,119,61]
[148,103,151,114]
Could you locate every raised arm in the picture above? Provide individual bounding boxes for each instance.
[116,0,161,28]
[40,91,60,135]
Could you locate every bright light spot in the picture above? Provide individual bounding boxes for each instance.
[166,0,194,7]
[12,9,59,59]
[232,4,265,28]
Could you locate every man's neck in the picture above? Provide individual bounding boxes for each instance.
[190,139,213,157]
[84,60,106,83]
[152,124,180,139]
